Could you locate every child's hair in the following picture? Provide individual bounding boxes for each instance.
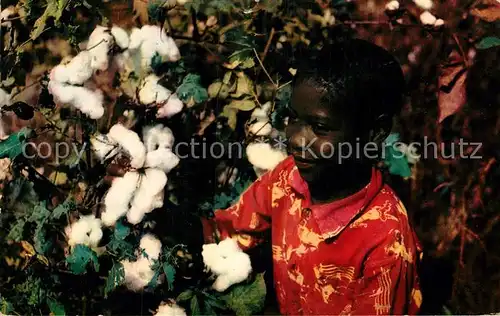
[292,38,405,134]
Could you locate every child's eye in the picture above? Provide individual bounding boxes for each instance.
[312,123,331,135]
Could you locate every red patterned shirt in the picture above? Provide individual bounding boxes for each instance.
[203,156,422,315]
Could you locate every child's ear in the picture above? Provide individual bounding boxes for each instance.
[370,114,393,143]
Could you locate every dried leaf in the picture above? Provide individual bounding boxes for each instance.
[231,72,254,98]
[31,0,69,40]
[470,0,500,22]
[228,99,256,111]
[221,105,238,130]
[438,60,467,123]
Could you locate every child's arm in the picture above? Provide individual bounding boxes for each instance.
[201,170,273,251]
[348,233,421,315]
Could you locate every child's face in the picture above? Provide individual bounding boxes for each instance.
[285,82,356,184]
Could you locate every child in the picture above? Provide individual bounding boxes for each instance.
[202,39,422,315]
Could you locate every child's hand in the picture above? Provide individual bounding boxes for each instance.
[202,238,252,292]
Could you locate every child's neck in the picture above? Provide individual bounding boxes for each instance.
[308,163,372,205]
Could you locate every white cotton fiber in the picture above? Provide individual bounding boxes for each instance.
[102,171,140,226]
[154,302,187,316]
[90,133,119,161]
[144,148,180,173]
[111,26,130,49]
[67,215,103,248]
[87,25,114,71]
[246,142,286,171]
[127,168,167,225]
[107,124,147,169]
[142,124,175,151]
[139,233,162,261]
[201,238,252,292]
[48,81,105,119]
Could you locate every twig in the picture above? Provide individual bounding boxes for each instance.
[260,27,275,64]
[253,48,276,87]
[452,33,469,68]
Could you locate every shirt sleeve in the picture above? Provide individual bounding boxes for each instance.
[201,169,274,251]
[349,230,422,315]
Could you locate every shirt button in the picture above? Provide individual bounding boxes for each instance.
[302,208,311,218]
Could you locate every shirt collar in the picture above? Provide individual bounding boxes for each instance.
[289,165,384,240]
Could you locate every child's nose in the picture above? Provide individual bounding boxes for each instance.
[288,126,314,153]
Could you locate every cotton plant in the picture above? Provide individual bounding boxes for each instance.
[121,234,163,291]
[93,123,180,226]
[138,74,184,119]
[65,215,103,248]
[48,25,130,119]
[128,25,181,71]
[202,238,252,292]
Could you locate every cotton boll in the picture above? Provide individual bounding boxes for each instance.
[139,75,173,105]
[156,95,184,118]
[246,142,287,171]
[249,121,272,136]
[139,233,162,261]
[0,88,11,107]
[72,88,105,119]
[52,51,93,85]
[87,26,114,71]
[144,148,180,173]
[434,19,444,27]
[122,258,155,291]
[154,302,187,316]
[212,252,252,291]
[143,124,175,151]
[102,171,140,226]
[138,25,181,69]
[385,0,400,10]
[201,243,220,268]
[128,27,144,50]
[67,215,103,248]
[250,101,272,121]
[91,133,119,161]
[218,238,241,257]
[48,81,105,119]
[107,124,147,169]
[127,169,167,225]
[111,26,130,49]
[413,0,432,10]
[420,11,437,25]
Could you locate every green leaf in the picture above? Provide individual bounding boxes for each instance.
[104,262,125,297]
[176,74,209,105]
[151,52,164,72]
[163,263,176,291]
[66,245,100,275]
[148,261,162,289]
[384,146,411,178]
[31,0,70,40]
[221,273,267,316]
[0,297,13,314]
[114,220,130,240]
[190,295,201,316]
[228,99,256,111]
[47,297,66,316]
[51,197,76,219]
[7,219,26,241]
[176,290,194,302]
[477,36,500,50]
[208,81,231,99]
[0,128,32,159]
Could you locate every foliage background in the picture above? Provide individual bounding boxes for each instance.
[1,0,500,314]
